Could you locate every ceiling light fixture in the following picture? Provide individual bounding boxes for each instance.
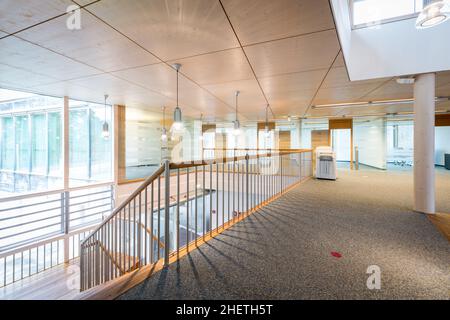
[312,96,450,110]
[161,106,168,142]
[172,63,183,132]
[102,94,110,140]
[396,76,415,85]
[233,91,241,136]
[416,0,450,29]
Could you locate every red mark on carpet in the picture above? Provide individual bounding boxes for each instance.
[331,252,342,258]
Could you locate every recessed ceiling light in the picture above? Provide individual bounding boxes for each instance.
[416,0,450,29]
[396,77,415,85]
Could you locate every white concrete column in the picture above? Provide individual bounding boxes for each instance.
[413,73,435,214]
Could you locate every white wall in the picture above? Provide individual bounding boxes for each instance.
[353,118,387,169]
[331,0,450,81]
[435,126,450,166]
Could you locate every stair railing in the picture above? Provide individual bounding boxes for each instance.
[80,150,312,291]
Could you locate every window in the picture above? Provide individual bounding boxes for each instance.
[351,0,424,28]
[0,90,63,196]
[69,100,112,186]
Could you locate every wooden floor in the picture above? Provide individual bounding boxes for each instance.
[0,259,80,300]
[428,213,450,242]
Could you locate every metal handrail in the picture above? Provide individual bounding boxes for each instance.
[79,149,313,291]
[0,181,114,203]
[81,165,165,247]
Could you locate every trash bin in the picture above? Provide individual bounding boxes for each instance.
[445,154,450,170]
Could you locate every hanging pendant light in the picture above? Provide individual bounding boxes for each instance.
[416,0,450,29]
[172,63,183,132]
[232,91,241,136]
[161,106,168,142]
[102,94,110,139]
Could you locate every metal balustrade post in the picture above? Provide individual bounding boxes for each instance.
[245,154,249,214]
[164,160,171,267]
[280,154,283,194]
[62,191,70,263]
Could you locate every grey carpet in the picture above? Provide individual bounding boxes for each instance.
[118,167,450,300]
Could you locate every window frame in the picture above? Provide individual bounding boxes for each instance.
[349,0,421,30]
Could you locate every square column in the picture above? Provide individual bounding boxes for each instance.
[413,73,435,214]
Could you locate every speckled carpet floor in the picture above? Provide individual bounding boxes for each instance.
[118,166,450,300]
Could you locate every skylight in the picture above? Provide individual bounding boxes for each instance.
[351,0,424,28]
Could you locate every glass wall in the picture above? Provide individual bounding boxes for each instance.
[0,89,113,196]
[0,91,63,196]
[69,99,112,186]
[387,120,414,165]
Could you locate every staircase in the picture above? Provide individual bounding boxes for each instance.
[80,150,312,292]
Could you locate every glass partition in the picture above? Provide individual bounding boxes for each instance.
[0,90,63,197]
[69,99,112,187]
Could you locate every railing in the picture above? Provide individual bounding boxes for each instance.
[80,150,312,291]
[0,183,114,288]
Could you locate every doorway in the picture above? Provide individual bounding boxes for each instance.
[331,129,352,167]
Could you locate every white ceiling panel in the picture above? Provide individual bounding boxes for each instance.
[0,0,72,34]
[167,48,254,85]
[222,0,335,45]
[0,36,101,82]
[84,0,239,61]
[244,30,340,78]
[0,64,58,89]
[30,81,105,104]
[17,12,159,72]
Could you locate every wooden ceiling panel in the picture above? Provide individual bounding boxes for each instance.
[0,36,101,82]
[437,84,450,97]
[362,79,414,101]
[333,52,346,68]
[321,67,386,89]
[203,79,266,110]
[17,12,159,72]
[311,67,389,106]
[436,70,450,88]
[112,63,176,97]
[268,96,312,117]
[67,73,163,101]
[85,0,239,61]
[178,79,234,117]
[0,0,72,34]
[167,48,254,85]
[260,69,328,96]
[244,30,340,77]
[313,86,379,106]
[222,0,335,45]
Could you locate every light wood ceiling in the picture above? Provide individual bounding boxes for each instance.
[0,0,449,121]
